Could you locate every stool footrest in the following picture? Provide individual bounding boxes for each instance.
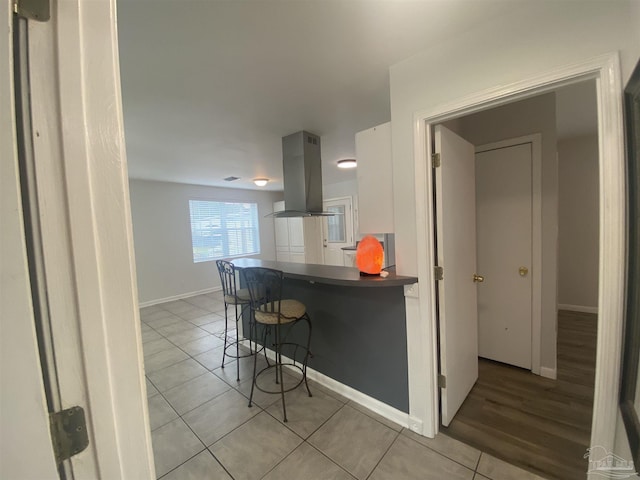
[253,362,309,395]
[222,339,264,361]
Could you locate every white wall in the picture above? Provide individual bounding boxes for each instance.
[448,93,559,371]
[558,134,599,310]
[390,1,639,278]
[388,1,638,436]
[129,179,280,304]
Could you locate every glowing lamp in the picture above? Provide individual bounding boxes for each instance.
[356,235,384,275]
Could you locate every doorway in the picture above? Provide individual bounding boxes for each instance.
[434,83,600,479]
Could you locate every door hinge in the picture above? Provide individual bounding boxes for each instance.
[14,0,50,21]
[49,406,89,464]
[432,153,441,168]
[438,374,447,388]
[434,265,444,281]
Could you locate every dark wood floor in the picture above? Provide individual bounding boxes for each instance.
[442,310,598,480]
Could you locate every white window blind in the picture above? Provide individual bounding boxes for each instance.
[188,200,260,263]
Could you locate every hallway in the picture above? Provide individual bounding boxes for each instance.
[442,310,597,480]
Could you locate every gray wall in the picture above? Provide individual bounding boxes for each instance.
[449,93,559,372]
[129,179,281,304]
[557,134,599,310]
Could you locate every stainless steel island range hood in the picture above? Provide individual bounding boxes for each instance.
[269,130,333,217]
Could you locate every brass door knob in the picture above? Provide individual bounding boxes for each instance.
[473,274,485,283]
[519,266,529,276]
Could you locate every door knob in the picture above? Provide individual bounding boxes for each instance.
[519,266,529,276]
[473,274,485,283]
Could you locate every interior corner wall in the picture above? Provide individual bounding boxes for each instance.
[454,93,558,372]
[558,134,600,310]
[128,179,280,304]
[390,1,638,281]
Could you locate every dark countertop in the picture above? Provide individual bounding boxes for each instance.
[231,259,417,288]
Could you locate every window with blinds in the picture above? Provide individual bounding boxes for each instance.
[188,200,260,263]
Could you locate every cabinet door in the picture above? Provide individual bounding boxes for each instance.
[356,122,394,233]
[275,218,289,248]
[288,217,305,248]
[289,252,306,263]
[276,250,291,262]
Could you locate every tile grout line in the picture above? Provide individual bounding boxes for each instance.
[303,441,358,479]
[146,377,208,478]
[257,402,353,480]
[148,364,261,473]
[145,295,251,480]
[364,429,402,480]
[399,428,482,475]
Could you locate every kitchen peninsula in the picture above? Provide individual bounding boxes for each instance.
[232,258,417,413]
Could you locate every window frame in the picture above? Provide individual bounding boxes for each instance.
[188,198,261,263]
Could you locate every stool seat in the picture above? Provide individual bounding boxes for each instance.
[255,299,306,324]
[224,288,250,305]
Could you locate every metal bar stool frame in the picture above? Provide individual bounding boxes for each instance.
[216,260,261,381]
[242,267,312,422]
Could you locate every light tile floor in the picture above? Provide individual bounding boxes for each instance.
[141,292,549,480]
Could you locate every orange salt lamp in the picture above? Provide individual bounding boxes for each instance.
[356,235,384,275]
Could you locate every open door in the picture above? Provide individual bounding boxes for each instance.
[434,125,479,426]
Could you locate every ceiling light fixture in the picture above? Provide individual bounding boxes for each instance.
[253,178,269,187]
[337,159,357,169]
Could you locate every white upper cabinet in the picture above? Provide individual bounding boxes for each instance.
[356,122,394,234]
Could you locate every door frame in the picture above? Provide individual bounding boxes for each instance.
[1,12,59,478]
[322,196,355,265]
[475,134,543,376]
[13,0,156,477]
[409,53,625,461]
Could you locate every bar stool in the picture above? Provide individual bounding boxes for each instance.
[216,260,255,381]
[242,267,312,422]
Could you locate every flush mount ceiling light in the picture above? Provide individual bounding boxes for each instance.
[253,178,269,187]
[337,159,357,169]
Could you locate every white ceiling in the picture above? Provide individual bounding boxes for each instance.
[117,1,597,193]
[117,0,530,191]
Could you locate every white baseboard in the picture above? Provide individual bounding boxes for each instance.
[240,339,411,430]
[558,304,598,314]
[305,367,411,429]
[540,367,557,380]
[139,286,222,308]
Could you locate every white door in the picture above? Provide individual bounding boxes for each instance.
[435,125,479,427]
[4,1,155,477]
[476,143,533,369]
[322,197,354,266]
